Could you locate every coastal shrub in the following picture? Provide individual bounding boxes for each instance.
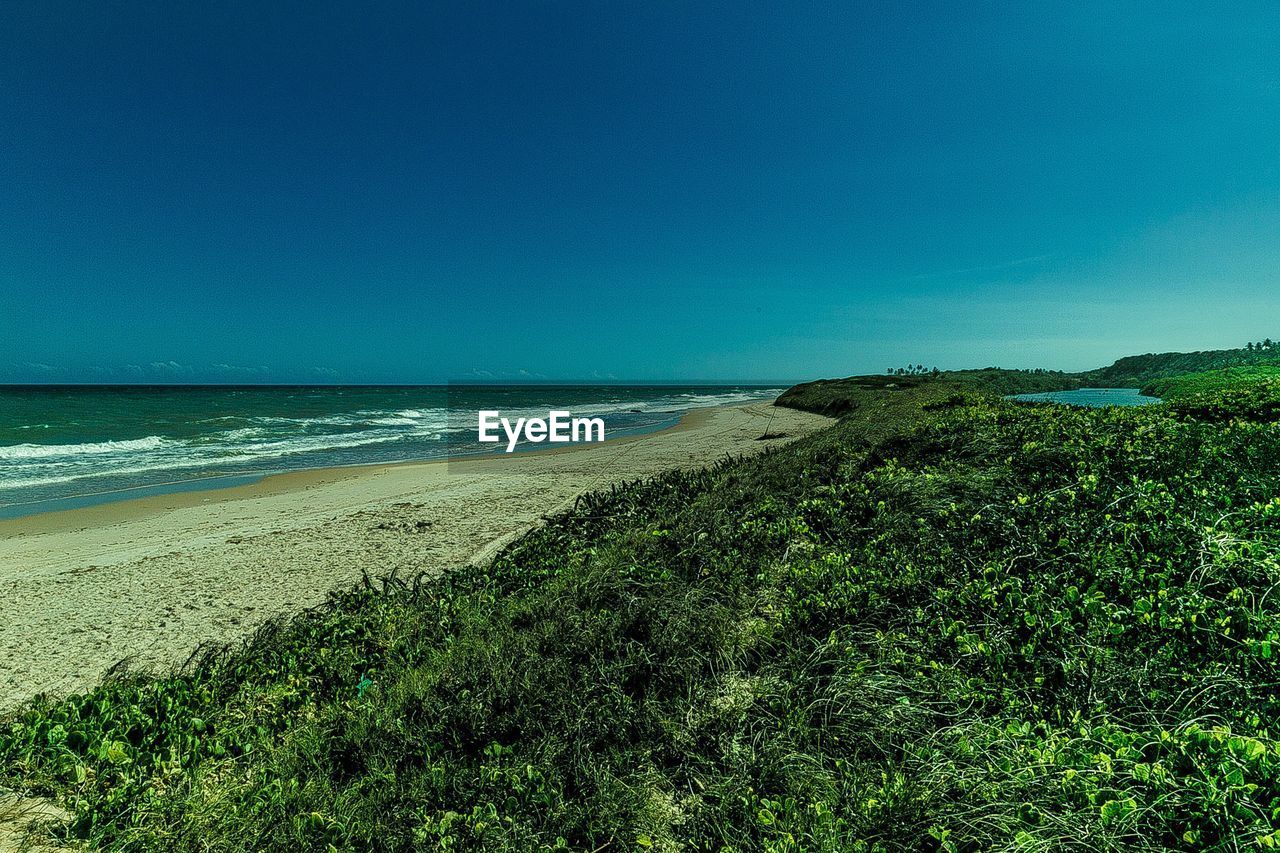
[2,381,1280,849]
[1141,364,1280,399]
[1087,346,1280,387]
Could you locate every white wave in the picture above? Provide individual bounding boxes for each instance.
[477,390,782,421]
[243,408,447,429]
[209,427,270,441]
[0,436,175,460]
[0,391,778,495]
[0,427,441,491]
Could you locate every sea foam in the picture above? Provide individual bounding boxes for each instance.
[0,436,174,460]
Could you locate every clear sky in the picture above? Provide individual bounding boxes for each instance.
[2,1,1278,383]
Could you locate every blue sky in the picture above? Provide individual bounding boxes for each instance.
[2,1,1278,383]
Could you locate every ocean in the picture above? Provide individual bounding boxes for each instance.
[0,385,782,518]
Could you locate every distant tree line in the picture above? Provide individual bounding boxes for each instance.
[887,364,940,376]
[885,366,1070,377]
[1245,339,1276,352]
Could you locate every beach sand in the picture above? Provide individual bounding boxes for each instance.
[0,403,830,711]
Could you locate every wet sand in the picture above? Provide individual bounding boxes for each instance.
[0,403,830,710]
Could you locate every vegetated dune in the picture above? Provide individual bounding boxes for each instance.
[3,366,1280,849]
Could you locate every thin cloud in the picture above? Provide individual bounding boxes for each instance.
[908,254,1054,282]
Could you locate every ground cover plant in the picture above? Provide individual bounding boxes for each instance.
[1084,346,1280,387]
[3,375,1280,850]
[1142,365,1280,400]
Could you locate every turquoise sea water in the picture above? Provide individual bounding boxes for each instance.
[1009,387,1161,407]
[0,385,781,517]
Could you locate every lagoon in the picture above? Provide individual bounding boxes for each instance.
[1010,387,1161,408]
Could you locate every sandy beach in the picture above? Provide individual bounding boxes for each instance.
[0,402,830,711]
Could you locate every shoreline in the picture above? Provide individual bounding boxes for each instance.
[0,402,831,710]
[0,408,707,537]
[0,409,698,527]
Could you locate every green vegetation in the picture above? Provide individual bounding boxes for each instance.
[778,369,1079,418]
[1141,365,1280,400]
[5,367,1280,850]
[785,339,1280,412]
[775,373,936,417]
[1084,344,1280,388]
[937,368,1082,396]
